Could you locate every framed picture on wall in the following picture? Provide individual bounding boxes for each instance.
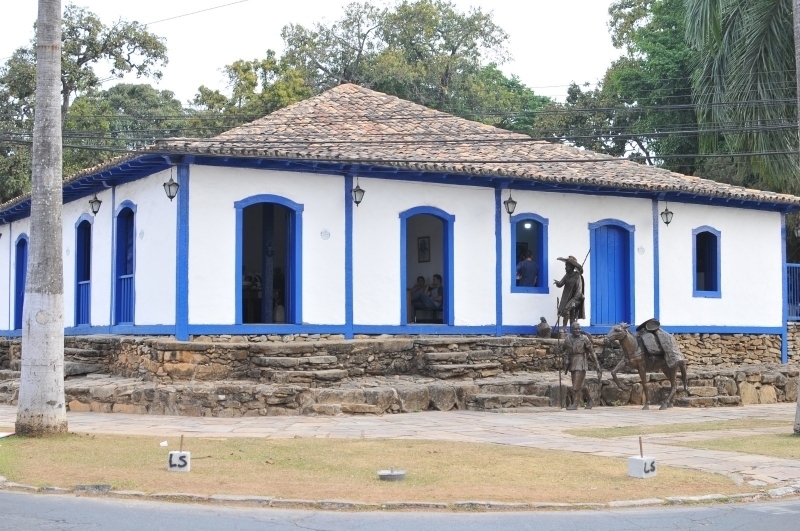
[418,236,430,263]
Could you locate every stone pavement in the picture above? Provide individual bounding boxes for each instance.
[1,404,798,486]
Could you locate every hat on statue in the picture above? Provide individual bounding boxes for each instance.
[557,256,583,272]
[636,318,661,332]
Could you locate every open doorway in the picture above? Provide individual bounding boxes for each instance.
[405,213,447,324]
[241,202,294,324]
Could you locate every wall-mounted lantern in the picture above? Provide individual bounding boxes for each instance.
[350,177,365,206]
[660,202,673,226]
[89,194,102,215]
[503,193,517,215]
[163,175,180,201]
[793,227,800,238]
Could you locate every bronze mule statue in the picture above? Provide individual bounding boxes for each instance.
[606,319,688,410]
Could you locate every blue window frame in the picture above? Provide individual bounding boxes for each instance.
[14,234,28,330]
[114,202,136,324]
[75,215,93,326]
[510,212,548,293]
[693,226,721,298]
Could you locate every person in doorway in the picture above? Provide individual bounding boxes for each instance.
[516,250,539,287]
[411,274,443,310]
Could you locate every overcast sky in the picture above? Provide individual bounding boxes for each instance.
[0,0,622,104]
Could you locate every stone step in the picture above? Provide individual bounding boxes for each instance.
[422,350,496,363]
[268,369,349,384]
[478,382,550,396]
[427,362,502,379]
[64,347,103,359]
[0,370,20,381]
[470,394,551,409]
[254,356,338,368]
[65,362,104,377]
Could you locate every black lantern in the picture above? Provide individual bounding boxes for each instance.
[794,227,800,238]
[503,193,517,215]
[660,202,673,226]
[351,178,365,206]
[163,175,180,201]
[89,194,102,215]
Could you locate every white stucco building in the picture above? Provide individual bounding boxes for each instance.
[0,84,795,361]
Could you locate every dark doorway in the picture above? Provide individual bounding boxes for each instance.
[241,203,295,324]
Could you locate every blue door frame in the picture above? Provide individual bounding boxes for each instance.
[400,207,455,326]
[114,202,136,325]
[589,219,635,326]
[234,194,304,325]
[14,234,28,330]
[75,215,93,326]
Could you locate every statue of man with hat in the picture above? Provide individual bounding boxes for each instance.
[554,255,585,328]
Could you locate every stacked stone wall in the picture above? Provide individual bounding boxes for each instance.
[673,334,782,367]
[787,322,800,364]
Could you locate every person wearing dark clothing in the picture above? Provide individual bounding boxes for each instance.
[516,250,539,287]
[411,274,443,310]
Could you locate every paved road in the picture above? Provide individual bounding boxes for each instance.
[2,490,800,531]
[1,404,798,485]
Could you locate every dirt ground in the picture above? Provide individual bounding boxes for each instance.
[0,432,755,503]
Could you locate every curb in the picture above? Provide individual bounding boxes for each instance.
[0,479,792,511]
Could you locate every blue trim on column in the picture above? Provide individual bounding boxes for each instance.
[344,174,354,339]
[692,225,721,298]
[509,212,549,294]
[494,189,503,336]
[108,186,116,327]
[652,199,660,320]
[233,194,304,325]
[588,218,636,325]
[781,214,788,363]
[399,206,455,326]
[175,164,190,340]
[6,223,11,330]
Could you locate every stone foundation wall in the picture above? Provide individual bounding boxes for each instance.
[0,332,793,380]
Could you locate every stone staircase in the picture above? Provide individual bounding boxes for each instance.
[421,349,503,379]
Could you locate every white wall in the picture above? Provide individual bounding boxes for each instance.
[502,191,655,328]
[658,203,782,327]
[353,178,496,326]
[113,170,177,326]
[188,166,346,325]
[0,222,13,330]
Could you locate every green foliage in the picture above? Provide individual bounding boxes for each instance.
[190,51,312,132]
[685,0,798,192]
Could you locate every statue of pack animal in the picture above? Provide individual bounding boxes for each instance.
[606,319,688,410]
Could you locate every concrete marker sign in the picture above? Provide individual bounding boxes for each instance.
[628,436,656,479]
[168,435,191,472]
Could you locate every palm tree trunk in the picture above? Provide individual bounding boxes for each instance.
[15,0,67,436]
[794,0,800,435]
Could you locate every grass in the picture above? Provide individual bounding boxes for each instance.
[565,419,792,439]
[0,433,755,503]
[671,434,800,460]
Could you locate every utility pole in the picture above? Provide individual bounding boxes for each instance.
[794,0,800,435]
[15,0,67,436]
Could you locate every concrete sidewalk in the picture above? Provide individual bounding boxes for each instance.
[1,404,798,485]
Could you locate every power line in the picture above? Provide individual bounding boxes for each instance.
[143,0,249,26]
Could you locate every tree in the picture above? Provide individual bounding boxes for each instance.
[686,0,798,192]
[15,0,67,436]
[0,5,168,201]
[190,51,312,132]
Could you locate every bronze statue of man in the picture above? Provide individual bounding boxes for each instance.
[554,255,585,328]
[562,323,601,410]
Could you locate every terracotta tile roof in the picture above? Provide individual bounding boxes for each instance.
[151,83,800,206]
[2,83,798,216]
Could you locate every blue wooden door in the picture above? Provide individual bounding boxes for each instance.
[591,225,631,325]
[75,221,91,326]
[115,208,135,324]
[14,238,27,330]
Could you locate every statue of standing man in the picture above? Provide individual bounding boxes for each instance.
[562,323,602,410]
[554,255,585,329]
